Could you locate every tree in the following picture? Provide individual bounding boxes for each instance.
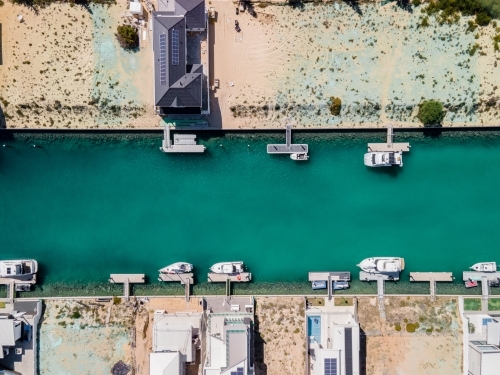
[418,100,445,126]
[115,25,138,49]
[329,97,342,116]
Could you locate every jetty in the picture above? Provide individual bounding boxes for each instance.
[266,124,308,155]
[463,271,500,281]
[160,125,206,153]
[207,272,252,283]
[367,124,411,153]
[410,272,453,300]
[359,271,400,281]
[158,273,194,301]
[109,274,145,301]
[308,272,350,301]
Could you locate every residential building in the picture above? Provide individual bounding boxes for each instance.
[467,314,500,375]
[204,297,254,375]
[152,0,208,116]
[150,310,202,375]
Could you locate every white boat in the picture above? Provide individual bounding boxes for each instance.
[159,262,193,274]
[364,151,403,167]
[357,257,405,274]
[210,261,244,274]
[470,262,497,272]
[290,153,309,161]
[0,260,38,278]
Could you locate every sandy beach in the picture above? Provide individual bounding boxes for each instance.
[1,0,499,129]
[0,0,157,129]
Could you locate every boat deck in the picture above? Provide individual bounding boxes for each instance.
[208,272,252,282]
[463,271,500,281]
[409,272,453,282]
[360,271,400,281]
[159,273,193,285]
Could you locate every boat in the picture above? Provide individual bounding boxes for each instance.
[210,261,244,274]
[290,153,309,161]
[311,281,327,290]
[357,257,405,274]
[364,151,403,167]
[490,278,500,288]
[159,262,193,274]
[0,260,37,278]
[465,278,478,288]
[333,281,349,290]
[470,262,497,272]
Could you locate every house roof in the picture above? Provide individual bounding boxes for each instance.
[153,7,204,109]
[150,352,180,375]
[0,320,17,347]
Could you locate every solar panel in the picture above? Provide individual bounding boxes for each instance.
[230,367,244,375]
[159,33,167,85]
[345,328,353,375]
[172,29,179,66]
[324,358,337,375]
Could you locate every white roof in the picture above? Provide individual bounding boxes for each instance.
[150,352,180,375]
[129,2,143,14]
[154,324,193,361]
[0,319,18,346]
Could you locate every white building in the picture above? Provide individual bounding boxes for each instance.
[150,310,202,375]
[204,297,254,375]
[0,317,22,359]
[467,314,500,375]
[306,310,360,375]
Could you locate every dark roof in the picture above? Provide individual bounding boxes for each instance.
[153,0,205,110]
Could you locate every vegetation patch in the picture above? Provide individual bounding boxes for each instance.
[406,322,420,333]
[424,0,499,26]
[334,297,353,306]
[464,298,482,311]
[329,97,342,116]
[418,99,445,126]
[115,25,139,49]
[307,297,324,306]
[488,298,500,311]
[395,323,402,331]
[113,295,122,305]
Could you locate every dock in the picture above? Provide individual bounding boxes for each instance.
[410,272,453,300]
[160,126,206,153]
[360,271,400,281]
[109,274,145,301]
[377,275,386,320]
[308,272,350,300]
[482,276,489,311]
[463,271,500,281]
[207,272,252,283]
[158,273,194,302]
[367,124,411,153]
[267,124,308,155]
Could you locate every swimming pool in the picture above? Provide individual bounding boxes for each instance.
[307,316,321,343]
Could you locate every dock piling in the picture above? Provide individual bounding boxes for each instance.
[185,278,191,302]
[430,278,436,301]
[482,276,489,312]
[266,124,309,156]
[109,274,145,301]
[377,275,386,320]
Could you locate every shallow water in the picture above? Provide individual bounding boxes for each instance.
[1,132,500,296]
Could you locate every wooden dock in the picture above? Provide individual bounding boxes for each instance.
[158,273,194,302]
[367,124,411,153]
[360,271,400,281]
[463,271,500,281]
[158,273,193,285]
[160,126,206,153]
[308,272,350,282]
[267,124,308,154]
[409,272,453,282]
[207,272,252,282]
[109,274,145,301]
[0,275,36,285]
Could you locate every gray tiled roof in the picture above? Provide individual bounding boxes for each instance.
[153,0,205,111]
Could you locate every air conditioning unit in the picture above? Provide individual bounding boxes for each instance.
[15,348,23,355]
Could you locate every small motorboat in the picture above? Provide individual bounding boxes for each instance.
[210,261,244,274]
[357,257,404,274]
[159,262,193,274]
[470,262,497,272]
[312,281,326,290]
[490,278,500,288]
[333,281,349,290]
[465,278,478,288]
[364,151,403,167]
[290,153,309,161]
[0,260,37,278]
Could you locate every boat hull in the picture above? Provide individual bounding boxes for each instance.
[210,261,244,274]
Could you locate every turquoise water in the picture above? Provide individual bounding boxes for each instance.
[2,132,500,295]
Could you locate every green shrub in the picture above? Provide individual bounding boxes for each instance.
[70,310,81,319]
[406,322,420,333]
[115,25,138,49]
[0,1,4,6]
[113,295,122,305]
[419,16,430,27]
[476,11,492,26]
[329,97,342,116]
[395,323,402,331]
[418,100,445,126]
